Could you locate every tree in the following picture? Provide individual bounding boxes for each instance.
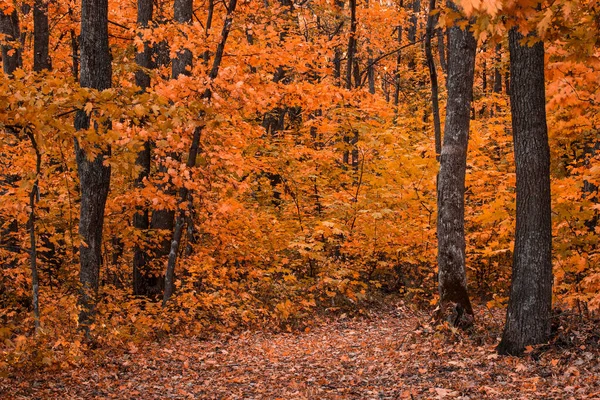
[132,0,155,297]
[436,1,476,326]
[0,1,21,75]
[74,0,112,333]
[33,0,51,71]
[497,27,552,356]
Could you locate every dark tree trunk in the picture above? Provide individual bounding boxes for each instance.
[437,1,476,326]
[367,50,375,94]
[345,0,356,90]
[75,0,112,334]
[437,28,447,76]
[132,0,154,297]
[493,43,502,94]
[33,0,51,71]
[425,0,441,158]
[172,0,193,79]
[497,28,552,356]
[69,6,79,80]
[0,3,22,75]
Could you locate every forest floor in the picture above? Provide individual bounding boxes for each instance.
[2,302,599,399]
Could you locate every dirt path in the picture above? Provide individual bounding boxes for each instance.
[3,306,599,399]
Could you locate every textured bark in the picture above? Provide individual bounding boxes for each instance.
[497,28,552,356]
[425,0,441,159]
[33,0,51,71]
[0,3,22,75]
[437,2,476,325]
[75,0,112,333]
[172,0,193,79]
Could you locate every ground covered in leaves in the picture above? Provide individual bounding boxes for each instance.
[3,304,599,399]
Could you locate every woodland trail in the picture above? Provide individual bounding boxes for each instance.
[3,304,599,400]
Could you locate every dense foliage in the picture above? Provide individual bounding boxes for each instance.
[0,0,598,370]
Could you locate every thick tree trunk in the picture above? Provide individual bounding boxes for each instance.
[132,0,154,297]
[172,0,193,79]
[33,0,51,71]
[497,28,552,356]
[75,0,112,334]
[0,2,22,75]
[437,1,476,326]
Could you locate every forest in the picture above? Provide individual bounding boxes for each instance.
[0,0,599,397]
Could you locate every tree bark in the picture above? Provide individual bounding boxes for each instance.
[172,0,193,79]
[437,1,476,326]
[132,0,154,297]
[345,0,356,90]
[437,28,447,76]
[497,28,552,356]
[0,2,22,75]
[75,0,112,334]
[425,0,441,159]
[26,131,42,333]
[33,0,51,71]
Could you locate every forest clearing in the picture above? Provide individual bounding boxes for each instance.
[1,0,599,396]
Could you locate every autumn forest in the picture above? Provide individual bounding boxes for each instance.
[1,0,599,397]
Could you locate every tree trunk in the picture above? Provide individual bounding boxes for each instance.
[163,0,238,305]
[424,0,441,158]
[437,28,447,76]
[0,2,22,75]
[493,44,502,94]
[497,28,552,356]
[172,0,193,79]
[345,0,356,90]
[75,0,112,334]
[437,1,476,326]
[33,0,51,71]
[132,0,154,297]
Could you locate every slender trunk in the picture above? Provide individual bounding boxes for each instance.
[493,44,502,93]
[27,132,42,333]
[425,0,441,159]
[345,0,356,90]
[367,50,375,94]
[163,0,238,305]
[75,0,112,334]
[132,0,154,297]
[69,6,79,80]
[437,28,447,76]
[0,2,22,75]
[33,0,51,71]
[437,1,476,326]
[202,0,214,65]
[497,28,552,356]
